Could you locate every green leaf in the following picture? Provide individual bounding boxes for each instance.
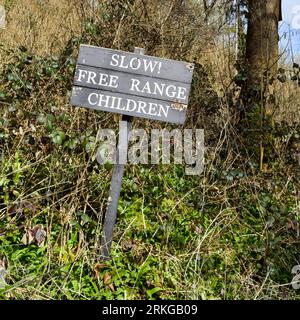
[146,287,162,299]
[52,134,62,145]
[37,114,47,125]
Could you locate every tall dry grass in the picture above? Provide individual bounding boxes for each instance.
[0,0,82,56]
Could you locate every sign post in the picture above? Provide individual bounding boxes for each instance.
[100,48,144,259]
[70,44,194,259]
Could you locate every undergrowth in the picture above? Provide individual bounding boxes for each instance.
[0,1,300,300]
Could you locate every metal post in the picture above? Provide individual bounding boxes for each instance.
[100,47,145,260]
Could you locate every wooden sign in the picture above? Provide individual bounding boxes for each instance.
[70,46,195,259]
[71,45,194,124]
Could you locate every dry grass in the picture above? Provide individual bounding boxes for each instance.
[275,81,300,123]
[0,0,82,55]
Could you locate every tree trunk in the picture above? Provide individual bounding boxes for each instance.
[243,0,281,106]
[240,0,281,170]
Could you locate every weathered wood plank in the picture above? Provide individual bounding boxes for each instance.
[71,86,186,124]
[77,45,194,84]
[74,64,191,104]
